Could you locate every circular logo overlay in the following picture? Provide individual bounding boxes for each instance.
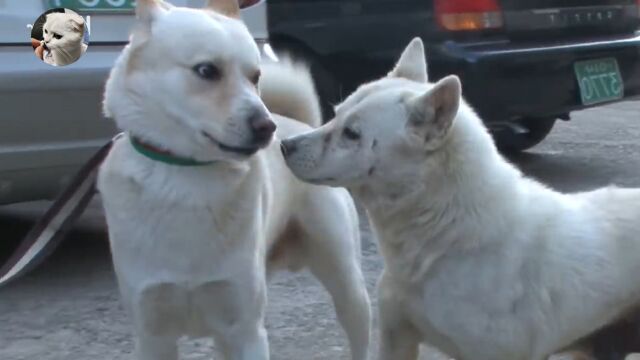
[31,8,89,67]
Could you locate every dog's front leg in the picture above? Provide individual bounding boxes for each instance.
[298,195,372,360]
[135,333,178,360]
[217,324,270,360]
[198,277,270,360]
[128,282,186,360]
[378,273,420,360]
[378,315,420,360]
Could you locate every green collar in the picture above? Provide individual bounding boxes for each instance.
[129,135,215,166]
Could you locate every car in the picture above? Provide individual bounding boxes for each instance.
[268,0,640,151]
[0,0,270,205]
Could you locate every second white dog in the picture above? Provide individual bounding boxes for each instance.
[281,38,640,360]
[98,1,371,359]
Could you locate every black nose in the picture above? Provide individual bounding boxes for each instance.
[280,139,297,157]
[249,113,276,143]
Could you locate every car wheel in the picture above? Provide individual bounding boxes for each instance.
[494,117,556,152]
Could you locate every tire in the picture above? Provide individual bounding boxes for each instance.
[494,117,556,153]
[271,42,341,122]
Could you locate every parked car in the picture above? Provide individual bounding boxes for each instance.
[268,0,640,151]
[0,0,269,205]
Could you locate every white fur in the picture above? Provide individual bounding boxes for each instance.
[259,56,322,128]
[282,37,640,360]
[98,1,371,359]
[42,11,86,66]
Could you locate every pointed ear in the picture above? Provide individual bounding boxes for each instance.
[389,37,428,83]
[407,75,461,141]
[135,0,169,28]
[205,0,241,19]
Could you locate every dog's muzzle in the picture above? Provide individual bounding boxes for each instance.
[280,138,297,158]
[248,112,276,146]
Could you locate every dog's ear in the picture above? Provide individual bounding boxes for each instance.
[406,75,461,142]
[131,0,171,46]
[205,0,241,19]
[135,0,170,28]
[389,37,428,83]
[128,0,170,66]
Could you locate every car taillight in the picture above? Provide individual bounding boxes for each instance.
[239,0,260,8]
[435,0,504,31]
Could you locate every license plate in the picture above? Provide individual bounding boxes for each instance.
[46,0,135,12]
[574,58,624,106]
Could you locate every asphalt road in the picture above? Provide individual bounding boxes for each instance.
[0,101,639,360]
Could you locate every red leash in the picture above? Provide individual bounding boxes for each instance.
[0,135,120,287]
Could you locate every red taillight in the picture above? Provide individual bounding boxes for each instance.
[435,0,503,31]
[239,0,260,8]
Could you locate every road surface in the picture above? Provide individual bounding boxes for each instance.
[1,101,639,360]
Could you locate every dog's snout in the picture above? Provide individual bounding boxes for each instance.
[280,139,297,157]
[249,112,276,143]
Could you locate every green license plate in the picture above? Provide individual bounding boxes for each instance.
[574,58,624,106]
[47,0,135,12]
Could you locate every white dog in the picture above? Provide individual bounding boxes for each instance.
[97,1,371,359]
[281,37,640,360]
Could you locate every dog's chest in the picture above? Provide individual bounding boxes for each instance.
[405,248,533,360]
[99,151,267,283]
[101,166,268,337]
[113,199,259,274]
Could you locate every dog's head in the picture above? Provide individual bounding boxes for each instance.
[104,0,274,162]
[281,38,462,189]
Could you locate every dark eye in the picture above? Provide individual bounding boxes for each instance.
[250,70,261,86]
[44,29,48,34]
[53,33,62,40]
[342,127,361,141]
[193,62,221,81]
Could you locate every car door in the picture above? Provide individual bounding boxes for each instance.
[0,1,125,204]
[0,0,268,204]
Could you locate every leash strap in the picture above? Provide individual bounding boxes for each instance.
[0,135,121,287]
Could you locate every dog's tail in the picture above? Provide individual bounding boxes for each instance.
[260,56,322,128]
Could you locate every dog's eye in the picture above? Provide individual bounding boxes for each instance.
[342,127,361,141]
[193,63,221,81]
[44,29,48,34]
[250,70,261,86]
[53,33,62,40]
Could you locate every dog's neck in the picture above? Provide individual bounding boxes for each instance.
[356,117,502,221]
[352,115,522,281]
[357,179,458,282]
[110,104,222,167]
[129,135,216,166]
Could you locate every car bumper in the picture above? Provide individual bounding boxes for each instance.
[425,33,640,121]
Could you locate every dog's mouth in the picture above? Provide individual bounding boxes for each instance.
[201,131,263,156]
